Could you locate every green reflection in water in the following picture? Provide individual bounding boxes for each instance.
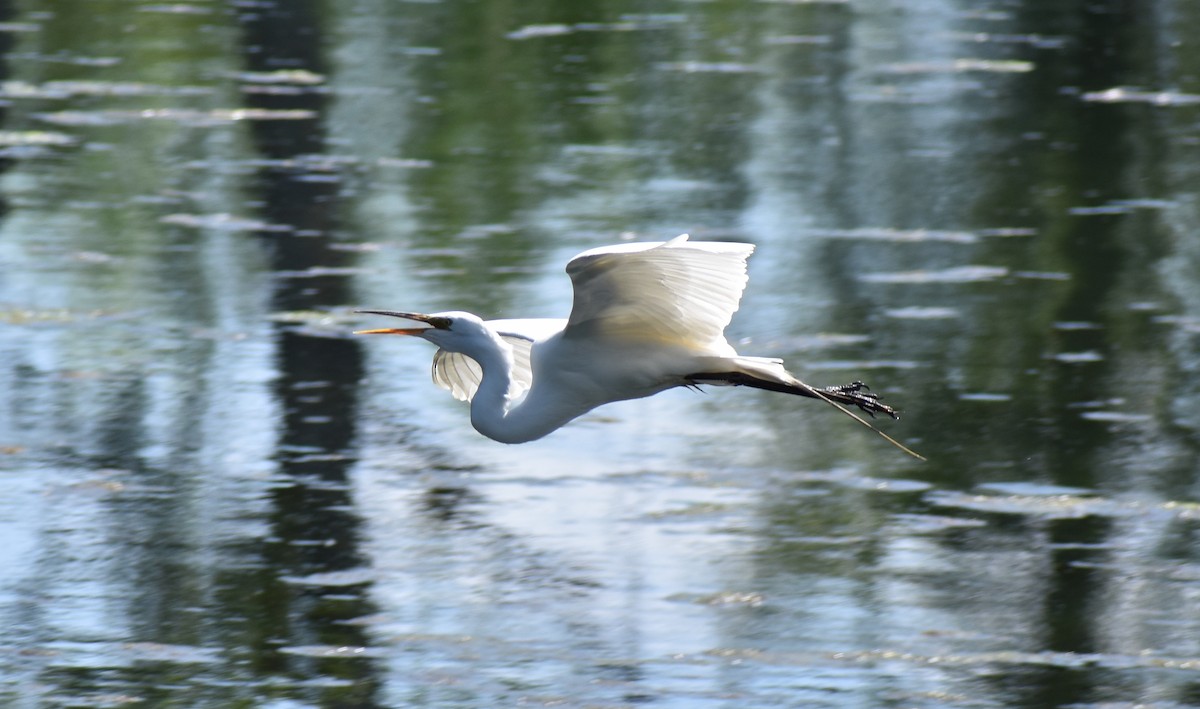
[1,0,1200,707]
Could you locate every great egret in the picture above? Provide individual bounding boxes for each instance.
[356,234,923,459]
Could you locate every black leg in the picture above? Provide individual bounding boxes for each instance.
[818,381,898,419]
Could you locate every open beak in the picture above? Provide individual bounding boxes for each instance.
[354,310,448,336]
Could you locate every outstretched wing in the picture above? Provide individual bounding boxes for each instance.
[564,234,755,349]
[431,318,566,402]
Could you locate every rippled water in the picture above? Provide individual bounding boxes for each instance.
[1,0,1200,707]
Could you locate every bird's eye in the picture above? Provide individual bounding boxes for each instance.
[430,316,453,330]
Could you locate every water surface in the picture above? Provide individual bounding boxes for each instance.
[2,1,1200,707]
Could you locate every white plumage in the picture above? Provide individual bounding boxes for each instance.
[357,234,920,458]
[564,234,750,350]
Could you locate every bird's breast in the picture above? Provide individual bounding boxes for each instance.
[532,335,693,405]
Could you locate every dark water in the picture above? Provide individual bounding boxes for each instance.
[1,0,1199,707]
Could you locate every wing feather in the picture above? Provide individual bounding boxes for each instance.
[564,234,754,348]
[431,319,565,402]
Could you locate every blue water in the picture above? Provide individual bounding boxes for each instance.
[1,1,1200,707]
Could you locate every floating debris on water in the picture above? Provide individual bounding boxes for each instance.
[562,142,652,157]
[376,156,435,169]
[0,130,76,146]
[282,568,376,587]
[850,85,961,105]
[1083,86,1200,106]
[336,613,393,627]
[819,647,1200,673]
[56,80,213,96]
[1067,398,1126,410]
[137,3,215,13]
[979,227,1037,237]
[1079,410,1153,424]
[947,32,1068,50]
[0,81,55,98]
[926,491,1116,519]
[507,19,673,40]
[457,223,519,240]
[884,306,960,320]
[838,477,933,493]
[927,490,1200,521]
[0,305,114,325]
[275,267,369,279]
[668,591,767,607]
[887,513,989,534]
[956,9,1014,21]
[506,23,575,40]
[1070,198,1174,215]
[758,0,849,5]
[799,227,977,244]
[36,108,317,127]
[1127,301,1163,311]
[1013,270,1071,281]
[1069,204,1134,216]
[8,51,121,67]
[43,640,223,666]
[182,153,423,174]
[878,58,1035,74]
[1111,198,1175,209]
[859,265,1008,284]
[977,481,1095,497]
[1052,350,1104,364]
[656,61,762,73]
[0,79,212,99]
[958,392,1012,402]
[161,212,293,233]
[618,13,688,23]
[278,644,384,658]
[233,69,325,85]
[763,35,833,46]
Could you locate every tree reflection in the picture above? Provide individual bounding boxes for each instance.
[2,0,1200,706]
[234,0,381,705]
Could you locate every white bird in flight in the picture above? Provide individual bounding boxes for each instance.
[356,234,923,459]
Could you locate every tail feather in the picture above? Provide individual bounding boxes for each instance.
[688,357,926,461]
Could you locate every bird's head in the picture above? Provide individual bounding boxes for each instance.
[354,310,490,352]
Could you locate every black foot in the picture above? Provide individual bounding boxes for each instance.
[819,381,898,420]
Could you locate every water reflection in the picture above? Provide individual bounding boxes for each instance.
[236,1,380,705]
[0,0,1199,706]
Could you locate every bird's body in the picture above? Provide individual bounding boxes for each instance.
[357,235,922,458]
[453,319,695,443]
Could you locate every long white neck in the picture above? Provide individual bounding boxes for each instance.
[465,331,561,444]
